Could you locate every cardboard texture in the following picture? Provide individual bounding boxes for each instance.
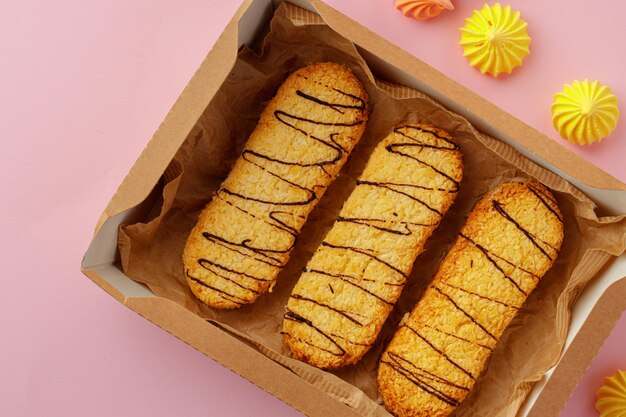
[82,1,626,416]
[526,278,626,417]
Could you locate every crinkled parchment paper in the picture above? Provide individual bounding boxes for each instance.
[118,4,626,417]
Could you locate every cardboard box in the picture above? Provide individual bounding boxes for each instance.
[81,1,626,416]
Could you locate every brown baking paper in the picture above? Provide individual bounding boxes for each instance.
[117,4,626,417]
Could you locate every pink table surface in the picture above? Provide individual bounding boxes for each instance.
[1,1,624,416]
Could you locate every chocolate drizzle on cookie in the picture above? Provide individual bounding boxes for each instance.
[381,182,563,411]
[381,352,464,407]
[284,124,462,361]
[187,71,368,307]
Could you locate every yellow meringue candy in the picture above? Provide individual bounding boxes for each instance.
[552,80,619,145]
[596,370,626,417]
[396,0,454,21]
[459,3,531,77]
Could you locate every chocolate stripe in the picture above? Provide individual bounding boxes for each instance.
[492,200,553,261]
[432,285,497,341]
[284,310,346,357]
[459,233,527,296]
[290,294,364,326]
[403,324,476,380]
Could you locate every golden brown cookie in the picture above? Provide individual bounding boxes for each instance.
[378,181,564,417]
[183,63,368,309]
[282,122,463,368]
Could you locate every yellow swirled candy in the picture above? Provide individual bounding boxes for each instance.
[459,3,531,77]
[552,80,620,145]
[596,370,626,417]
[395,0,454,21]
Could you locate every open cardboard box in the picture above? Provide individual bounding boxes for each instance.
[81,0,626,416]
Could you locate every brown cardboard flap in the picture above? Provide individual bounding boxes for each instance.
[527,276,626,417]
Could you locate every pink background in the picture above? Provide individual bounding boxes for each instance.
[1,1,624,416]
